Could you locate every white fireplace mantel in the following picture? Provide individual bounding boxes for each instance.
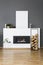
[3,28,40,48]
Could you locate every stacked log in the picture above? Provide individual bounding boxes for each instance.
[31,34,38,50]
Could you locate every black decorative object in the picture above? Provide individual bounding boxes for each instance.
[5,24,16,28]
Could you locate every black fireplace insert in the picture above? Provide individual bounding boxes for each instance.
[13,36,30,44]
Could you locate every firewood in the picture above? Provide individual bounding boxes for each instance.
[31,34,38,50]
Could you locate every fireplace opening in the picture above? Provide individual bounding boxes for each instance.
[13,36,30,44]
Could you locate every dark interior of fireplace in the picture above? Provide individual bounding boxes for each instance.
[13,36,30,44]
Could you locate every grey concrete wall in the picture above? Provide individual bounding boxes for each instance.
[0,0,43,47]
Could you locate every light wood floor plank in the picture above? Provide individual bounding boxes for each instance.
[0,48,43,65]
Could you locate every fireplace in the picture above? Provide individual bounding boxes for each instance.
[3,11,40,48]
[13,36,30,43]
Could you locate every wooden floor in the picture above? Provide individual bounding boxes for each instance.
[0,48,43,65]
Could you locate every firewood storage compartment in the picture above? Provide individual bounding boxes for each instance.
[30,28,39,50]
